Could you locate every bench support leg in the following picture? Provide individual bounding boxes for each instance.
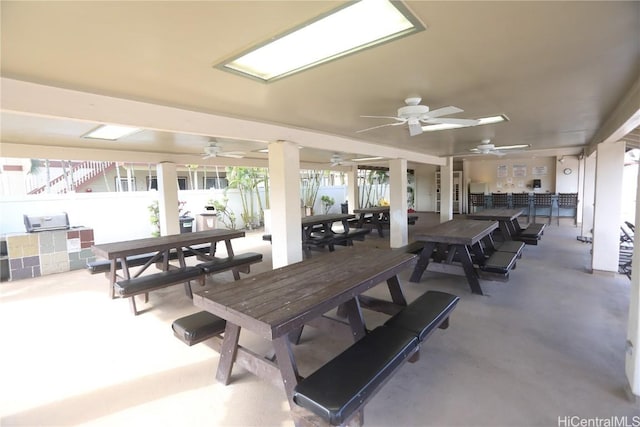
[129,296,139,316]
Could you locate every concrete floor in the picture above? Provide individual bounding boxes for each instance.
[1,213,638,426]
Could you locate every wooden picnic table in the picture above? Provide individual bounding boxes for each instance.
[410,219,499,295]
[354,206,390,237]
[192,247,416,421]
[466,208,525,240]
[92,229,245,296]
[301,213,356,253]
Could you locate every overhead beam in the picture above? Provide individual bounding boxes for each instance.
[1,78,445,166]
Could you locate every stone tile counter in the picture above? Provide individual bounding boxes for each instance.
[1,228,95,281]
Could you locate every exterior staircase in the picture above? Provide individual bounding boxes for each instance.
[28,161,116,194]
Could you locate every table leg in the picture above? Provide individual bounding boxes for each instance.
[342,297,367,341]
[109,259,117,299]
[216,322,241,385]
[386,275,408,306]
[409,242,436,282]
[498,221,512,240]
[455,244,484,295]
[273,335,301,406]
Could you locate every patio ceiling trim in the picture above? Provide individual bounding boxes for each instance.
[0,78,445,166]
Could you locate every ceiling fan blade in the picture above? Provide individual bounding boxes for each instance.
[425,106,463,118]
[356,121,405,133]
[361,115,406,122]
[424,117,480,126]
[495,144,531,150]
[218,152,245,159]
[490,150,506,156]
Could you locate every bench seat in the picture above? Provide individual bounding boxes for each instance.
[87,244,212,274]
[481,251,518,274]
[172,311,226,346]
[495,240,525,258]
[332,228,371,246]
[115,266,204,315]
[384,291,460,341]
[87,253,155,274]
[293,326,418,426]
[196,252,263,275]
[515,223,545,245]
[115,266,203,297]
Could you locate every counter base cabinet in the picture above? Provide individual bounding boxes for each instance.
[2,228,95,282]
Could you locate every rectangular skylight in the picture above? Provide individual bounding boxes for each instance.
[422,114,509,132]
[219,0,424,82]
[83,124,141,140]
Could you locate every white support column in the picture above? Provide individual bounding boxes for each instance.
[592,141,625,273]
[388,158,408,248]
[626,165,640,398]
[440,157,454,222]
[157,162,180,236]
[581,153,596,240]
[268,140,303,268]
[347,165,358,212]
[462,159,471,214]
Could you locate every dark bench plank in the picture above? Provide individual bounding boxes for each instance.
[395,241,425,254]
[515,223,545,245]
[115,266,204,315]
[495,240,525,258]
[294,290,459,426]
[196,252,263,279]
[293,326,418,426]
[478,251,518,282]
[384,290,460,341]
[87,244,212,274]
[172,311,226,346]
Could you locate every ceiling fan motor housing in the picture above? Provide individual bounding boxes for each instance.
[398,104,429,119]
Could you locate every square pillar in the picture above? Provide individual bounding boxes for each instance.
[389,158,408,248]
[157,162,180,236]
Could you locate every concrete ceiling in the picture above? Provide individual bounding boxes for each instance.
[1,1,639,168]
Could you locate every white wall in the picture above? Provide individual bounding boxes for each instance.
[555,156,581,193]
[467,156,560,194]
[413,163,438,211]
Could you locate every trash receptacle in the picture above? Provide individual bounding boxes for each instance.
[179,216,194,233]
[196,213,217,231]
[341,202,349,214]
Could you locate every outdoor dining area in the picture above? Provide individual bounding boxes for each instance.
[1,210,636,427]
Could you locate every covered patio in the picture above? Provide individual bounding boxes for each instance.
[0,215,636,426]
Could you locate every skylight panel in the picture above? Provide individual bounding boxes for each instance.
[83,125,141,140]
[219,0,424,82]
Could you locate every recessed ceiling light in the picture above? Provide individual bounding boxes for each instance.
[218,0,424,82]
[83,124,141,140]
[422,114,508,132]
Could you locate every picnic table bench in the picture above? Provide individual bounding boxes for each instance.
[292,290,460,426]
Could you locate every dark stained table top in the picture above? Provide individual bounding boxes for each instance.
[91,229,245,259]
[193,247,416,340]
[353,207,389,214]
[466,208,524,221]
[415,219,499,245]
[301,213,355,227]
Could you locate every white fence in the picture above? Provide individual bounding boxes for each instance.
[1,186,351,244]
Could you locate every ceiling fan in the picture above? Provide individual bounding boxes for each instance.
[202,139,245,159]
[357,96,480,137]
[459,139,531,156]
[327,153,355,166]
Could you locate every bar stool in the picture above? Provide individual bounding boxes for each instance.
[511,193,531,223]
[491,193,509,208]
[557,193,578,226]
[469,193,486,213]
[533,193,554,224]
